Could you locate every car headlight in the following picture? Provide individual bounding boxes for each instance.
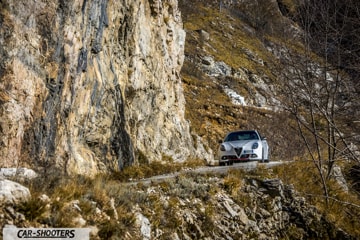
[220,145,226,151]
[252,142,259,149]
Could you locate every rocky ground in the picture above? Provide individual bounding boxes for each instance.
[1,165,358,240]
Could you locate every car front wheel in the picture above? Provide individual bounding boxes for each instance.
[264,150,270,162]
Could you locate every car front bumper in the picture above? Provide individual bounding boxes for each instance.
[220,153,260,162]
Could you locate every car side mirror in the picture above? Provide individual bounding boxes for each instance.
[218,140,223,143]
[261,137,267,140]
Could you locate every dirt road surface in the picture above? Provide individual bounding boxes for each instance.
[131,161,284,185]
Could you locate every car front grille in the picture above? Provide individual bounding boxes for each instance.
[234,147,242,156]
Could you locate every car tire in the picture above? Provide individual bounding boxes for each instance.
[265,151,270,162]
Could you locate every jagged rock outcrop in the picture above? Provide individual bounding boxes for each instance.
[1,175,355,239]
[0,0,212,175]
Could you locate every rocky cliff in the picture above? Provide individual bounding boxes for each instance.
[0,0,211,176]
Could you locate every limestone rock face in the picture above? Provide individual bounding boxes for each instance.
[0,0,211,176]
[0,179,30,204]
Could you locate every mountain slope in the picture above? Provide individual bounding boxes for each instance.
[1,0,360,239]
[179,0,307,161]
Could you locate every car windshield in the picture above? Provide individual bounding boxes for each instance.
[224,131,259,142]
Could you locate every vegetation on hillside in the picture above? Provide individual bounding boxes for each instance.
[3,0,360,239]
[8,160,359,239]
[178,0,360,237]
[179,0,307,161]
[273,161,360,237]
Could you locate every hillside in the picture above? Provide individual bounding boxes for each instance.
[179,0,360,165]
[1,0,360,239]
[179,0,306,161]
[177,0,360,237]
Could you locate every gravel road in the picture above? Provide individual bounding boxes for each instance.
[131,161,284,185]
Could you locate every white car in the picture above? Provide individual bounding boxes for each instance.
[217,130,269,165]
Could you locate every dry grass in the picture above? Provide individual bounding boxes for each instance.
[14,159,360,239]
[180,1,308,162]
[111,157,206,182]
[15,196,47,223]
[183,4,275,75]
[15,157,211,233]
[223,171,244,196]
[278,0,301,16]
[272,160,360,237]
[16,173,143,237]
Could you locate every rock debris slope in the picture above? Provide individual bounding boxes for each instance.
[0,0,212,175]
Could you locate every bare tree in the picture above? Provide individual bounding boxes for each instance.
[276,0,360,201]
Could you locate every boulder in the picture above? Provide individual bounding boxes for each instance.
[0,179,31,204]
[135,212,151,240]
[0,168,37,180]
